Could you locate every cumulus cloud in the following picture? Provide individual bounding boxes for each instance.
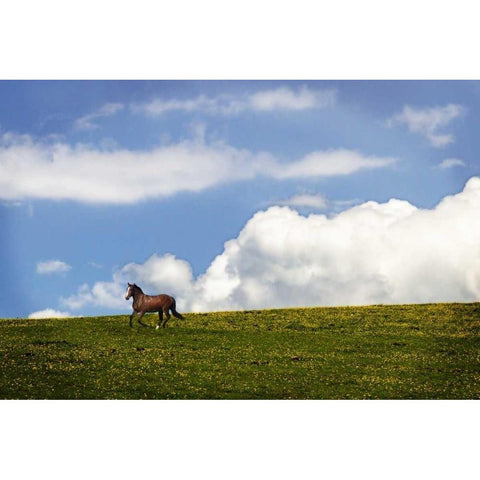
[134,85,336,116]
[62,254,193,310]
[28,308,71,319]
[0,133,392,204]
[74,102,124,130]
[118,254,194,294]
[387,104,465,147]
[437,158,466,169]
[61,281,126,310]
[62,177,480,313]
[36,260,71,274]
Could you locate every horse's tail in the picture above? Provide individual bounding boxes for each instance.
[171,298,184,319]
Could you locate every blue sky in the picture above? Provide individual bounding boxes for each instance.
[1,80,479,318]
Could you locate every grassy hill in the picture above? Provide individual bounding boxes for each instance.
[1,303,479,399]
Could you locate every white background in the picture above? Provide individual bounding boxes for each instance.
[1,1,479,478]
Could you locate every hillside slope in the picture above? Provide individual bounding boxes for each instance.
[1,303,479,399]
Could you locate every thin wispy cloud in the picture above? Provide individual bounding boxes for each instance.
[36,260,71,275]
[74,102,124,130]
[1,198,34,216]
[387,104,465,147]
[134,85,337,116]
[248,85,336,111]
[272,149,394,178]
[330,198,363,212]
[0,134,394,204]
[88,261,103,269]
[277,193,328,209]
[437,158,466,169]
[274,193,361,212]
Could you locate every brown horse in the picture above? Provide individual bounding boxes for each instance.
[125,283,184,329]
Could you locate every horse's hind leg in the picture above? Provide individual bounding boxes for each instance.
[156,310,163,330]
[162,308,171,328]
[137,311,148,327]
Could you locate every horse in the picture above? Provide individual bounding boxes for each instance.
[125,283,184,329]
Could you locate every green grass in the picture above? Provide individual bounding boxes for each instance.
[1,303,479,399]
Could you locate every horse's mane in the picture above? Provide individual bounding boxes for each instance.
[132,283,144,294]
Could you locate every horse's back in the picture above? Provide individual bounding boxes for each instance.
[144,293,174,312]
[156,294,174,305]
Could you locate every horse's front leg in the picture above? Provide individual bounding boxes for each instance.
[129,310,136,328]
[137,311,148,327]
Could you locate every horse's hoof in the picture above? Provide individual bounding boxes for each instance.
[156,325,160,330]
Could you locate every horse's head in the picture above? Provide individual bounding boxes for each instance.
[125,283,134,300]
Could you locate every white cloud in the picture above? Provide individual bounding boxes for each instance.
[272,149,394,178]
[117,254,194,294]
[74,102,124,130]
[437,158,466,169]
[62,177,480,313]
[136,94,233,116]
[248,85,336,111]
[277,193,328,209]
[387,104,465,147]
[62,254,193,310]
[134,85,336,116]
[36,260,72,274]
[28,308,71,319]
[61,281,128,310]
[0,134,393,204]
